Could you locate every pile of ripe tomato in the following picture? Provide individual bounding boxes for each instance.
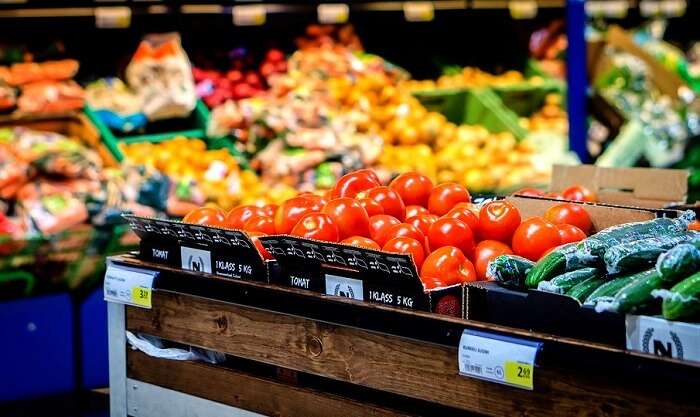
[183,169,594,291]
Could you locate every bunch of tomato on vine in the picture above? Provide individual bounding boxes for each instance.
[183,170,594,291]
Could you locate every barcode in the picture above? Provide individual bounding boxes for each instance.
[106,289,117,297]
[468,364,482,374]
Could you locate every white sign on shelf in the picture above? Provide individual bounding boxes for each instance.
[232,5,266,26]
[318,3,349,24]
[458,329,542,390]
[95,6,131,29]
[325,274,364,301]
[403,2,435,22]
[586,1,629,18]
[181,246,212,274]
[626,315,700,362]
[508,1,538,19]
[104,263,157,309]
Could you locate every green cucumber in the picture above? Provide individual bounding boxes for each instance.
[659,272,700,320]
[656,244,700,283]
[603,232,700,274]
[525,243,594,289]
[537,268,601,294]
[597,269,665,314]
[566,276,606,303]
[583,274,638,305]
[487,254,535,290]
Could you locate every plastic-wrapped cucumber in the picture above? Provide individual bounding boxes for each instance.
[487,255,535,290]
[656,244,700,283]
[537,268,601,294]
[595,269,664,314]
[603,232,700,274]
[653,272,700,320]
[525,243,596,289]
[578,211,694,258]
[583,274,638,306]
[566,276,606,303]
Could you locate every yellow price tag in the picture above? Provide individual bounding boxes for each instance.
[504,361,534,389]
[131,286,152,308]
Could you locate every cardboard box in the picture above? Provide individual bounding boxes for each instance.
[549,164,688,209]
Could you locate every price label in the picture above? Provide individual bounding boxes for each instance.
[586,1,629,18]
[403,2,434,22]
[626,315,700,362]
[95,7,131,29]
[508,1,537,19]
[232,5,266,26]
[104,263,157,309]
[458,329,541,390]
[318,4,349,24]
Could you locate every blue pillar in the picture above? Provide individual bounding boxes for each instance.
[566,0,589,162]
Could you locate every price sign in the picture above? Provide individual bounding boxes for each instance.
[104,263,157,309]
[586,1,629,18]
[508,1,538,19]
[95,7,131,29]
[458,329,541,390]
[403,2,434,22]
[232,5,266,26]
[318,4,349,24]
[626,315,700,362]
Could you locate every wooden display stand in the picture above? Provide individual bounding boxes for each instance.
[108,255,700,417]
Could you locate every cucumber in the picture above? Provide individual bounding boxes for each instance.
[659,272,700,320]
[537,268,601,294]
[603,232,700,274]
[583,274,638,305]
[566,276,606,303]
[487,255,535,290]
[525,243,596,289]
[656,244,700,283]
[596,269,665,314]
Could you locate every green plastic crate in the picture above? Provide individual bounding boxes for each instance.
[491,79,566,118]
[463,88,529,140]
[411,88,468,125]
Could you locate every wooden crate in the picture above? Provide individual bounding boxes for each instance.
[108,255,700,417]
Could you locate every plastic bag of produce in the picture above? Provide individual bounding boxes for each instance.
[126,33,196,121]
[652,272,700,320]
[595,269,664,314]
[487,254,534,290]
[537,268,601,294]
[603,232,700,275]
[656,243,700,283]
[126,331,225,364]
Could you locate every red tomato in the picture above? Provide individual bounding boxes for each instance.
[545,192,566,200]
[544,203,593,234]
[341,236,380,250]
[361,186,406,221]
[513,188,546,198]
[389,172,434,207]
[300,193,328,208]
[478,201,521,242]
[428,182,471,216]
[243,215,276,234]
[562,185,597,202]
[357,198,384,217]
[184,207,226,227]
[290,213,340,242]
[689,220,700,231]
[556,224,587,244]
[368,214,401,241]
[427,218,475,260]
[224,205,265,229]
[444,206,479,234]
[247,231,272,260]
[382,237,426,269]
[330,169,381,199]
[406,205,429,219]
[322,198,370,239]
[274,196,323,234]
[420,275,448,291]
[473,240,513,280]
[262,204,278,217]
[406,214,438,236]
[512,217,561,261]
[375,222,425,248]
[421,246,477,286]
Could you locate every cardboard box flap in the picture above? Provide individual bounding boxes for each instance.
[550,164,688,207]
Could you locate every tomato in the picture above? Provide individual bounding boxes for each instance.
[300,193,328,208]
[243,215,276,234]
[330,169,381,199]
[421,246,477,287]
[473,240,513,280]
[444,206,479,234]
[562,185,596,202]
[513,188,546,198]
[375,222,425,248]
[406,213,438,236]
[545,192,565,200]
[274,196,323,234]
[247,231,272,260]
[368,214,401,241]
[428,182,471,216]
[544,203,593,234]
[689,220,700,231]
[478,201,521,242]
[427,218,475,260]
[556,224,587,244]
[225,205,267,229]
[357,198,384,217]
[382,237,426,269]
[183,207,226,227]
[322,198,370,239]
[512,217,561,261]
[341,236,380,250]
[405,205,429,219]
[389,172,434,207]
[361,186,406,221]
[262,204,278,217]
[290,213,340,242]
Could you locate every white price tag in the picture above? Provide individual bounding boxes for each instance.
[232,5,266,26]
[508,1,537,19]
[181,246,212,273]
[318,4,349,24]
[659,0,686,17]
[626,315,700,362]
[95,7,131,29]
[104,263,157,309]
[586,1,629,18]
[325,274,364,301]
[403,2,434,22]
[458,330,541,390]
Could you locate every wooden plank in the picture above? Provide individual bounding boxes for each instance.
[127,291,699,417]
[127,350,414,417]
